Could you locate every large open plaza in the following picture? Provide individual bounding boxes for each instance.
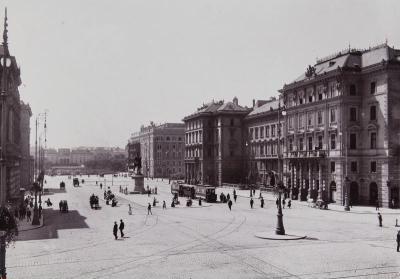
[8,175,400,279]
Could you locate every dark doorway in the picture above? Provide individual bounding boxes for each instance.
[350,181,359,205]
[369,182,378,205]
[390,187,399,208]
[330,181,336,202]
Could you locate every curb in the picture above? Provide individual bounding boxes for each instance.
[255,232,307,240]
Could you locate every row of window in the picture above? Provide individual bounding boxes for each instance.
[155,151,183,160]
[154,160,182,166]
[286,81,378,108]
[154,136,183,142]
[330,161,377,174]
[349,105,377,122]
[287,131,377,151]
[249,124,280,140]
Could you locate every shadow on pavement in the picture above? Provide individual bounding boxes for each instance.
[17,208,89,241]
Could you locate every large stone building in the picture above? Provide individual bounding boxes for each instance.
[183,98,250,186]
[20,102,33,189]
[128,123,185,178]
[280,43,400,208]
[245,98,282,186]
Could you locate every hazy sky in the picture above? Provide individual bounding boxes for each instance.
[4,0,400,148]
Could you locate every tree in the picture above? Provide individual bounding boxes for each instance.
[0,206,18,244]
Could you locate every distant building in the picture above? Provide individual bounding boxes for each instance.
[183,98,250,186]
[128,123,185,178]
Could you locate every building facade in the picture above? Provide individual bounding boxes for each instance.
[183,98,250,186]
[20,102,33,189]
[128,123,185,178]
[280,43,400,208]
[245,98,283,186]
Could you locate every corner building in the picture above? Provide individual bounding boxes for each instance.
[183,98,250,186]
[281,43,400,208]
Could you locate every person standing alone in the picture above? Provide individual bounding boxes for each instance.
[228,199,233,211]
[250,198,254,209]
[113,221,118,240]
[378,213,383,227]
[119,219,125,238]
[147,203,152,215]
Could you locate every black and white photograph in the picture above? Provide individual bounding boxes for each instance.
[0,1,400,278]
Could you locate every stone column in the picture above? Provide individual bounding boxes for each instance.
[308,162,312,200]
[299,164,303,200]
[293,163,297,199]
[318,163,322,200]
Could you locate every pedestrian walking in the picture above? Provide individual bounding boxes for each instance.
[198,197,202,206]
[227,193,231,201]
[282,199,286,209]
[147,203,152,215]
[288,200,292,209]
[250,198,254,209]
[233,189,236,197]
[250,189,252,198]
[259,192,263,199]
[128,204,132,215]
[119,219,125,238]
[26,208,31,222]
[113,222,118,240]
[163,200,166,210]
[234,193,237,203]
[260,197,264,208]
[375,199,380,211]
[276,198,279,209]
[253,189,256,196]
[153,197,157,207]
[397,231,400,252]
[378,213,383,227]
[228,199,233,211]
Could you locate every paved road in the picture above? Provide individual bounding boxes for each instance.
[7,175,400,279]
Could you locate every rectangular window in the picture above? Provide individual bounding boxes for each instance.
[330,108,336,122]
[351,161,358,173]
[370,132,377,149]
[289,116,293,128]
[350,107,357,122]
[330,134,336,150]
[318,136,323,149]
[266,126,270,137]
[349,84,357,96]
[350,133,357,149]
[317,111,322,125]
[330,161,335,173]
[299,138,304,151]
[289,138,293,151]
[249,128,254,140]
[260,127,264,138]
[260,145,264,155]
[271,125,275,137]
[370,82,376,94]
[370,161,377,173]
[308,113,312,126]
[308,137,313,150]
[370,105,376,121]
[255,127,259,139]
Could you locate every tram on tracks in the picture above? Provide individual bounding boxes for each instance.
[171,181,217,202]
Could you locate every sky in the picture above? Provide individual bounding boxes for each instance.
[3,0,400,148]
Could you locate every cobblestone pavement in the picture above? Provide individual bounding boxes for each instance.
[7,175,400,279]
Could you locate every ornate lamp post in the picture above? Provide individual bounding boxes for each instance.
[275,100,286,235]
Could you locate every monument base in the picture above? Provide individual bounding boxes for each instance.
[132,174,145,194]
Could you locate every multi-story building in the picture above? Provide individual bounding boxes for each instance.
[183,98,250,186]
[70,149,94,165]
[57,148,71,165]
[128,123,185,178]
[280,43,400,208]
[20,102,33,189]
[245,98,283,186]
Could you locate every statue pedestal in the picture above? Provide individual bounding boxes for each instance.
[131,173,145,194]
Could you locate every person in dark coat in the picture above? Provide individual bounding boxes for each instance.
[113,222,118,239]
[276,198,279,209]
[227,193,231,201]
[250,198,254,209]
[147,203,152,215]
[378,213,382,227]
[375,199,380,211]
[260,197,264,208]
[397,231,400,252]
[288,200,292,209]
[228,199,233,211]
[119,219,125,238]
[282,199,286,209]
[234,193,237,203]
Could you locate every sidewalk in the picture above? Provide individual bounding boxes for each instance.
[17,215,44,232]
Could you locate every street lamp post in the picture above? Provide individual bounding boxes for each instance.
[275,100,286,235]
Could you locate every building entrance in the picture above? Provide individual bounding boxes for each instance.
[350,181,359,205]
[369,182,378,205]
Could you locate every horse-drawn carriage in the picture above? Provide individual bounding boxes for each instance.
[60,181,65,189]
[89,194,100,209]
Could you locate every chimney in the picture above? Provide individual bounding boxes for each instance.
[252,99,255,108]
[233,96,238,106]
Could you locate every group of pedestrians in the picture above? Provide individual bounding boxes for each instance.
[113,219,125,240]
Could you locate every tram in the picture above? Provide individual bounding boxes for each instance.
[171,181,217,202]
